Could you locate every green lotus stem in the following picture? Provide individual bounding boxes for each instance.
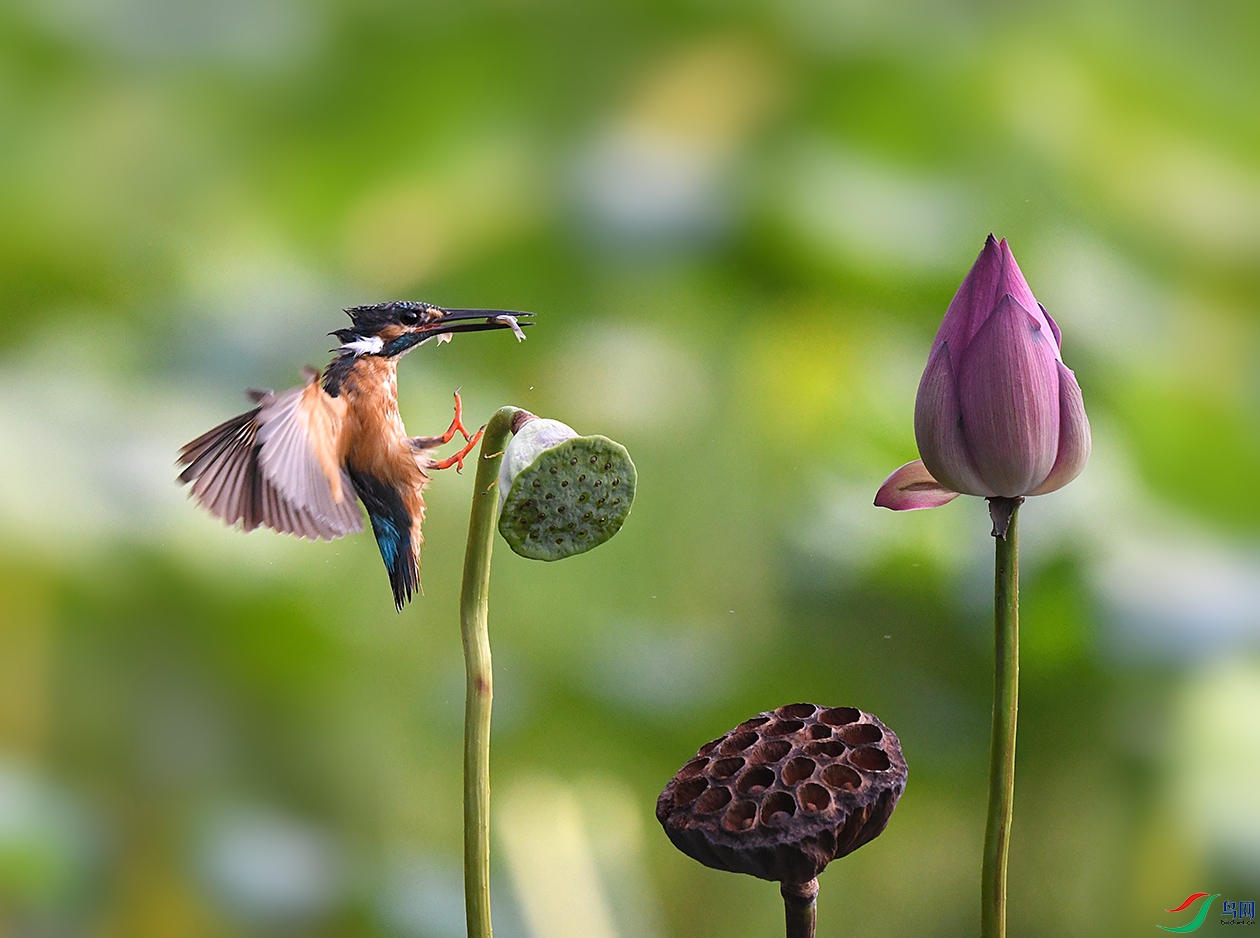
[459,406,521,938]
[982,497,1021,938]
[782,880,818,938]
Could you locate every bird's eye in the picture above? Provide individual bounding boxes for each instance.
[399,309,419,326]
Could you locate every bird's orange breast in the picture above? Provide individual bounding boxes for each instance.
[338,356,431,503]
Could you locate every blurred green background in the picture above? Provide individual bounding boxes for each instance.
[2,0,1259,935]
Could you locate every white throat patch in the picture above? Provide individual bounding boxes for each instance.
[341,335,384,356]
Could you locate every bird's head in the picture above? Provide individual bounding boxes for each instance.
[332,301,533,358]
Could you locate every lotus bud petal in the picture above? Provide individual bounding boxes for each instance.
[497,414,636,561]
[1039,302,1062,351]
[1028,361,1091,495]
[954,294,1060,497]
[994,240,1049,345]
[914,341,992,496]
[934,234,1005,355]
[874,460,961,511]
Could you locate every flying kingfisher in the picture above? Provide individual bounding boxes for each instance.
[177,301,532,609]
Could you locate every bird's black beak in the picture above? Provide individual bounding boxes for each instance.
[422,308,535,340]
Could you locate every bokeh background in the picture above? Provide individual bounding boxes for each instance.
[2,0,1259,935]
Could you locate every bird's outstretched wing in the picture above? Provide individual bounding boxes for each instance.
[178,369,364,539]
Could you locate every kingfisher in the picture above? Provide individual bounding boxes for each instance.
[177,301,532,609]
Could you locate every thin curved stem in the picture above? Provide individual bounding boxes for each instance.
[782,879,818,938]
[459,406,521,938]
[982,496,1021,938]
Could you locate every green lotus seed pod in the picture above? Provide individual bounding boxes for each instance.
[498,415,636,561]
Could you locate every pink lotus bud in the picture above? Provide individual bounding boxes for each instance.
[876,235,1090,511]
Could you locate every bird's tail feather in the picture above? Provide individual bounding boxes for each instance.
[346,468,420,609]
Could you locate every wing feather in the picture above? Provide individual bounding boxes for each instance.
[255,375,356,520]
[178,377,364,539]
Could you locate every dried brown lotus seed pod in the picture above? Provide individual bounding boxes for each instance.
[657,703,907,886]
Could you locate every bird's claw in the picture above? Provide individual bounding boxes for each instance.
[431,426,484,473]
[449,390,476,443]
[409,391,476,450]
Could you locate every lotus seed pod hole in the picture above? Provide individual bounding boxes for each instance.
[838,723,883,745]
[799,783,831,813]
[761,792,796,826]
[820,707,860,726]
[720,732,759,754]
